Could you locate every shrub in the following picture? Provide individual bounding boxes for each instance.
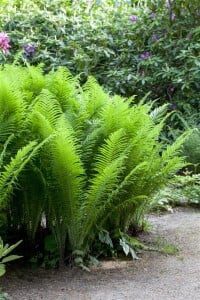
[181,128,200,173]
[0,0,199,135]
[0,64,189,265]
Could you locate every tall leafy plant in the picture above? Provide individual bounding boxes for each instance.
[0,65,189,264]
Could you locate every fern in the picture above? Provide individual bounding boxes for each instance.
[0,65,188,264]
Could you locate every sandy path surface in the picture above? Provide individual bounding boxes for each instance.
[1,207,200,300]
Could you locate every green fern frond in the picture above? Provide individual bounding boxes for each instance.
[110,195,148,217]
[14,163,47,241]
[150,103,169,123]
[0,134,53,208]
[0,78,27,140]
[93,129,128,172]
[0,141,38,208]
[34,89,62,127]
[24,65,45,96]
[80,130,130,246]
[31,111,55,139]
[81,123,103,171]
[45,128,85,250]
[45,67,78,112]
[83,76,110,119]
[162,130,192,160]
[91,162,148,226]
[0,134,14,168]
[161,156,187,177]
[0,120,16,142]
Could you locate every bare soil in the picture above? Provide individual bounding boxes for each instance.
[1,207,200,300]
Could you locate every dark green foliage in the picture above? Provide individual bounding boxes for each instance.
[43,235,59,268]
[0,0,199,140]
[181,128,200,173]
[0,65,188,264]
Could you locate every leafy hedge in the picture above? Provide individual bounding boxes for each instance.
[0,0,199,139]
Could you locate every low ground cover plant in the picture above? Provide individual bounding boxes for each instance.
[153,173,200,210]
[0,64,189,267]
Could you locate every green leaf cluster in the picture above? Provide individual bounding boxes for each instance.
[0,238,22,277]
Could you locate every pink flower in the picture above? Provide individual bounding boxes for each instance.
[163,29,168,36]
[171,13,176,21]
[150,12,156,19]
[0,32,11,54]
[140,51,150,59]
[130,15,137,22]
[152,34,158,41]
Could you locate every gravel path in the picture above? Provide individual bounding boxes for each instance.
[1,207,200,300]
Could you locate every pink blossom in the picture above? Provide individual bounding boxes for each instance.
[152,34,158,41]
[140,51,150,59]
[150,12,156,19]
[0,32,11,54]
[171,13,176,20]
[130,15,137,22]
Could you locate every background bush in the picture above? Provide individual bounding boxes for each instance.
[0,0,199,142]
[181,127,200,173]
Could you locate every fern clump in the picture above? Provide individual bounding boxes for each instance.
[0,65,189,265]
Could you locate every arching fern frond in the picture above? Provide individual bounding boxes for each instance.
[80,129,129,247]
[45,67,78,112]
[0,131,54,208]
[162,130,192,161]
[0,134,14,169]
[150,103,169,123]
[83,76,110,119]
[34,89,62,127]
[0,77,27,142]
[0,141,38,208]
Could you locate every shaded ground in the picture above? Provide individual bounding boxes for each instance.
[1,207,200,300]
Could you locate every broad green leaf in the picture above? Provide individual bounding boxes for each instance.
[0,263,5,277]
[2,240,22,257]
[2,255,23,263]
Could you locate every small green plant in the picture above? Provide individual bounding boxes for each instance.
[43,235,59,268]
[0,292,9,300]
[0,238,22,277]
[153,237,179,255]
[152,173,200,209]
[119,233,143,260]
